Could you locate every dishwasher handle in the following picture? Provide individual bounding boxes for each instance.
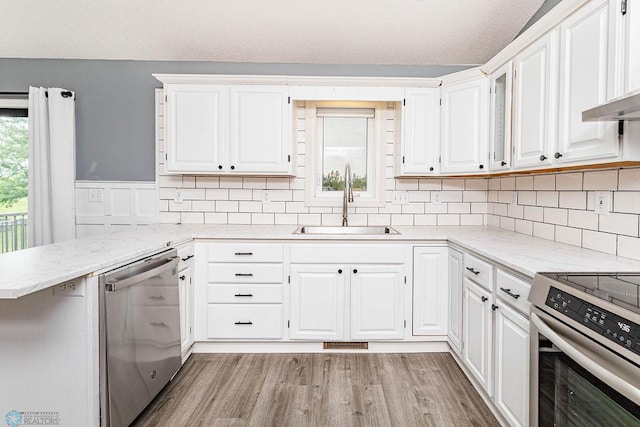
[105,255,178,292]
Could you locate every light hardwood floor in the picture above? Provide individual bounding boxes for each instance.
[134,352,499,427]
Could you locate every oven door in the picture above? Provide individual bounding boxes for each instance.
[530,308,640,427]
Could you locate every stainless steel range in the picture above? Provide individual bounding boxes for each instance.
[529,272,640,426]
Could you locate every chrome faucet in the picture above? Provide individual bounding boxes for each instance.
[342,163,354,226]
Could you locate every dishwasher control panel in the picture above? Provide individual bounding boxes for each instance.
[546,286,640,357]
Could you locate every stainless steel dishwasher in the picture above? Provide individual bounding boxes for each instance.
[99,249,181,427]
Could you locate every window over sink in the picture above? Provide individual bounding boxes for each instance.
[304,101,387,207]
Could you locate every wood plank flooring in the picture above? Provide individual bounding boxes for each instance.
[133,353,499,427]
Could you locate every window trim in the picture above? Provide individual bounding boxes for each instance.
[304,100,387,208]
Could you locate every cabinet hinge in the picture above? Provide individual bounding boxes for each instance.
[439,99,442,106]
[288,154,291,162]
[189,326,192,333]
[489,86,492,94]
[402,156,405,164]
[288,275,291,284]
[404,320,407,328]
[287,320,290,328]
[514,69,517,79]
[404,276,407,284]
[165,95,167,102]
[619,120,625,137]
[288,96,291,104]
[165,153,168,161]
[622,0,627,15]
[438,155,442,164]
[403,98,406,106]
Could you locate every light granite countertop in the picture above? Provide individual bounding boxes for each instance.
[2,224,640,299]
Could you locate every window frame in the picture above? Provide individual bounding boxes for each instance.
[304,101,387,208]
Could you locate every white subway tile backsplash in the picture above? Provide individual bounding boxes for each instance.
[229,189,253,201]
[500,217,515,231]
[518,191,536,206]
[583,170,618,190]
[191,201,216,211]
[493,203,509,216]
[368,214,391,225]
[182,188,206,200]
[443,179,465,190]
[515,219,533,235]
[555,172,582,190]
[392,214,414,226]
[619,169,640,190]
[461,214,484,226]
[533,175,555,190]
[558,192,587,210]
[297,213,322,225]
[515,176,533,190]
[206,189,229,200]
[508,204,524,219]
[524,206,544,222]
[567,209,599,230]
[266,178,290,189]
[414,214,437,225]
[471,203,488,214]
[544,208,568,226]
[437,214,460,226]
[448,203,471,214]
[219,177,243,188]
[488,178,500,191]
[463,191,487,202]
[533,222,555,240]
[242,177,266,189]
[441,191,463,202]
[536,191,559,208]
[555,226,582,247]
[487,215,501,227]
[419,179,442,190]
[196,177,220,188]
[401,203,425,214]
[216,201,239,212]
[599,213,639,237]
[396,179,419,190]
[409,191,430,203]
[498,191,514,204]
[465,179,488,191]
[251,213,275,224]
[614,192,640,214]
[181,212,204,224]
[182,176,196,188]
[228,213,252,224]
[274,213,299,225]
[617,236,640,261]
[500,177,516,190]
[239,201,262,213]
[582,230,617,255]
[263,202,287,213]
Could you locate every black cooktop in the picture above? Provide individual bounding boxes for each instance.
[541,273,640,315]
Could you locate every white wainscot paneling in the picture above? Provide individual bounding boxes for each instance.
[75,182,158,237]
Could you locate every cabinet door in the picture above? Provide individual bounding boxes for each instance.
[463,277,493,395]
[556,0,618,163]
[440,77,489,174]
[351,264,405,340]
[512,32,558,169]
[178,266,194,356]
[495,303,530,427]
[400,88,440,174]
[412,247,448,336]
[447,249,464,354]
[624,0,640,94]
[289,265,345,340]
[165,84,226,173]
[229,85,292,174]
[489,62,513,171]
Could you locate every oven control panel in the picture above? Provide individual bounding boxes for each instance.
[546,286,640,356]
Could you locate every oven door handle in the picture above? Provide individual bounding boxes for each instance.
[531,312,640,405]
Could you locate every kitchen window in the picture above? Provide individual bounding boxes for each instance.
[305,101,387,207]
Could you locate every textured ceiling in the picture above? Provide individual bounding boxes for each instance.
[0,0,544,65]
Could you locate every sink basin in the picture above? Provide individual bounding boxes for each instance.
[294,226,400,235]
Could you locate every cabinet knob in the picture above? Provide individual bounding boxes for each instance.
[479,164,484,170]
[492,304,499,311]
[338,269,343,274]
[540,155,547,161]
[353,269,358,274]
[230,165,235,170]
[429,167,434,172]
[218,165,223,170]
[501,161,507,167]
[481,296,488,302]
[179,275,186,281]
[555,152,563,159]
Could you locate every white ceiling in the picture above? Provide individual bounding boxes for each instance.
[1,0,544,65]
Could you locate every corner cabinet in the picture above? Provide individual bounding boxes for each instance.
[398,88,441,175]
[163,83,293,175]
[440,76,489,174]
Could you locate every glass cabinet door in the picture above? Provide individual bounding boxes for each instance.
[489,62,513,171]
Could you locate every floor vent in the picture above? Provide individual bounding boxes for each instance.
[323,342,368,350]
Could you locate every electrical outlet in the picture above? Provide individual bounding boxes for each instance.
[174,189,184,203]
[88,188,103,202]
[595,191,611,215]
[392,191,409,204]
[54,280,85,297]
[432,191,442,205]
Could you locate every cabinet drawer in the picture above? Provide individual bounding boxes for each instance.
[496,270,531,316]
[463,253,494,291]
[208,243,284,263]
[207,284,283,303]
[207,304,282,339]
[208,263,283,283]
[177,243,195,269]
[290,244,405,264]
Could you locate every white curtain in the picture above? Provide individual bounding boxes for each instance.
[27,87,76,247]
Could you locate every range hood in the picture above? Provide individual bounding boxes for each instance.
[583,91,640,121]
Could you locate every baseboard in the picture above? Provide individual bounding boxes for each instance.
[192,340,449,354]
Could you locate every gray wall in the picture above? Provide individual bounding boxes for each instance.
[0,60,470,181]
[518,0,563,37]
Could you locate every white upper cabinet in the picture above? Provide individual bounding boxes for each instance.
[163,83,293,175]
[165,84,226,173]
[489,62,513,171]
[623,0,640,94]
[229,86,292,174]
[512,31,559,169]
[556,0,618,163]
[399,88,440,175]
[440,76,489,174]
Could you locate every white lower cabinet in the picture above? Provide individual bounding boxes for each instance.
[178,265,194,355]
[494,301,530,427]
[463,277,494,395]
[447,248,464,354]
[289,263,405,341]
[413,246,449,336]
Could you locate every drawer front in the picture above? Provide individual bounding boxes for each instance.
[208,263,283,283]
[496,269,531,316]
[290,244,405,264]
[130,285,179,306]
[177,243,195,269]
[208,284,283,303]
[208,243,284,263]
[463,253,494,291]
[207,304,282,339]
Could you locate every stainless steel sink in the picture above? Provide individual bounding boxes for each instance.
[294,226,400,235]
